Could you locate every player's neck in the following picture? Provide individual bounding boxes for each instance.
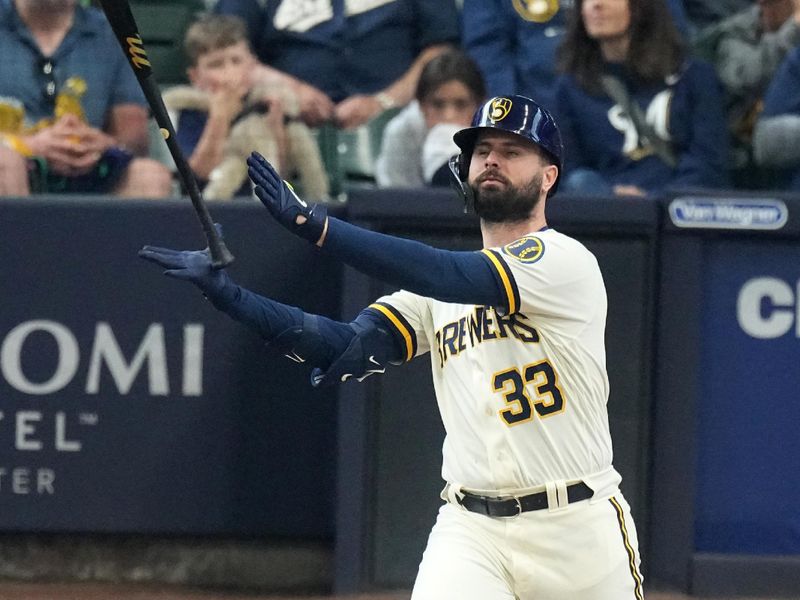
[480,215,547,249]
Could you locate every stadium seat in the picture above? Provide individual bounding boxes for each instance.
[316,108,400,198]
[129,0,206,86]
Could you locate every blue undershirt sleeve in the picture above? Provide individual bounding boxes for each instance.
[204,278,356,367]
[323,217,514,312]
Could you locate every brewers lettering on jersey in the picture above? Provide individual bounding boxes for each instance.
[141,94,643,599]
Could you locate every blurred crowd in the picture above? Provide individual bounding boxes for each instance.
[1,0,799,200]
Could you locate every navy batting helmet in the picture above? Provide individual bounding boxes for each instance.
[448,95,563,208]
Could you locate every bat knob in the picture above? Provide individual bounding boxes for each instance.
[210,243,235,269]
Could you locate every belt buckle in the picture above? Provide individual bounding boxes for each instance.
[507,495,522,518]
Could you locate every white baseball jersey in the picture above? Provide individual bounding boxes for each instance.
[368,229,622,497]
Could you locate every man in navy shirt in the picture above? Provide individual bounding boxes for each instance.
[214,0,460,128]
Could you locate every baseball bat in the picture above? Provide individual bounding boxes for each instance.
[97,0,234,268]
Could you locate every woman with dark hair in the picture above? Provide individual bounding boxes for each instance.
[554,0,731,197]
[376,49,486,188]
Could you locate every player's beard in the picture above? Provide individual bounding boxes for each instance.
[472,171,543,224]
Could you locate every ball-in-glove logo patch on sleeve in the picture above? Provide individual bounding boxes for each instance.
[502,236,545,263]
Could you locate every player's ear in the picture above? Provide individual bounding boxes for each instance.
[541,164,558,194]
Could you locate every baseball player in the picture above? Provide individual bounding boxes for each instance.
[140,95,643,599]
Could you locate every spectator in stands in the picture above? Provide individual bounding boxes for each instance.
[462,0,690,113]
[163,14,329,200]
[0,0,172,197]
[693,0,800,186]
[375,49,486,188]
[753,44,800,191]
[212,0,460,128]
[684,0,751,33]
[553,0,730,197]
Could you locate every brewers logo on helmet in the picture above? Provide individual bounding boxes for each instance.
[489,98,513,122]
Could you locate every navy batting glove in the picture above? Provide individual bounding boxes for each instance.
[309,324,396,387]
[247,151,328,245]
[138,225,231,296]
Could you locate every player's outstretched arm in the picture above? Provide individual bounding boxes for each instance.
[138,231,403,386]
[247,152,511,311]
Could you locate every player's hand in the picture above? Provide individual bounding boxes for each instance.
[247,151,328,245]
[138,225,230,295]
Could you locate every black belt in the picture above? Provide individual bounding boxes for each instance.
[456,482,593,517]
